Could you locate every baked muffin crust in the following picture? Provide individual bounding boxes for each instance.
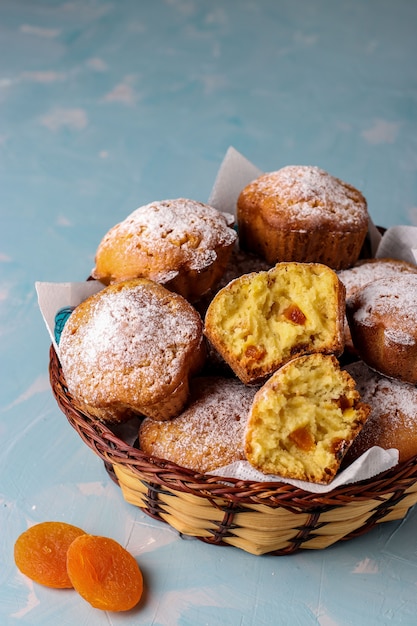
[59,279,206,422]
[237,166,369,269]
[92,198,237,300]
[346,275,417,384]
[139,376,258,473]
[344,360,417,464]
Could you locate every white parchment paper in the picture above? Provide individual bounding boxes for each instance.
[36,280,103,355]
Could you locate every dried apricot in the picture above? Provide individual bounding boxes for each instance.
[282,303,306,325]
[14,521,86,588]
[66,534,143,612]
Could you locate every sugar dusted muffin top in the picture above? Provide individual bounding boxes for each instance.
[237,166,369,269]
[92,198,237,300]
[238,166,368,231]
[59,278,206,422]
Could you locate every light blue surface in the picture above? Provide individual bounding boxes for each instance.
[1,1,417,624]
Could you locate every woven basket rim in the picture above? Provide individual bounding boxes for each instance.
[49,344,417,509]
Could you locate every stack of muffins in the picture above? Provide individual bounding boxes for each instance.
[58,167,417,485]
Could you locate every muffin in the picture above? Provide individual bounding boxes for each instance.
[237,165,369,270]
[92,198,237,301]
[139,376,258,474]
[338,258,417,352]
[204,262,345,385]
[338,258,417,300]
[343,360,417,464]
[346,274,417,384]
[59,279,206,422]
[244,354,370,484]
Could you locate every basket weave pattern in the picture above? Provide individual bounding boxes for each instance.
[49,345,417,555]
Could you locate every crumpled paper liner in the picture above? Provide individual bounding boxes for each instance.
[37,146,417,493]
[376,224,417,265]
[36,280,103,355]
[210,447,398,494]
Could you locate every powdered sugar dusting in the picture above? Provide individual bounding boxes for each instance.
[248,166,368,229]
[345,360,417,451]
[139,377,258,473]
[385,328,415,346]
[59,281,203,405]
[351,275,417,344]
[102,198,236,280]
[338,259,417,298]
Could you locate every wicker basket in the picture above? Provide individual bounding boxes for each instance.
[49,345,417,556]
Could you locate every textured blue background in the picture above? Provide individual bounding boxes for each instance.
[1,2,417,624]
